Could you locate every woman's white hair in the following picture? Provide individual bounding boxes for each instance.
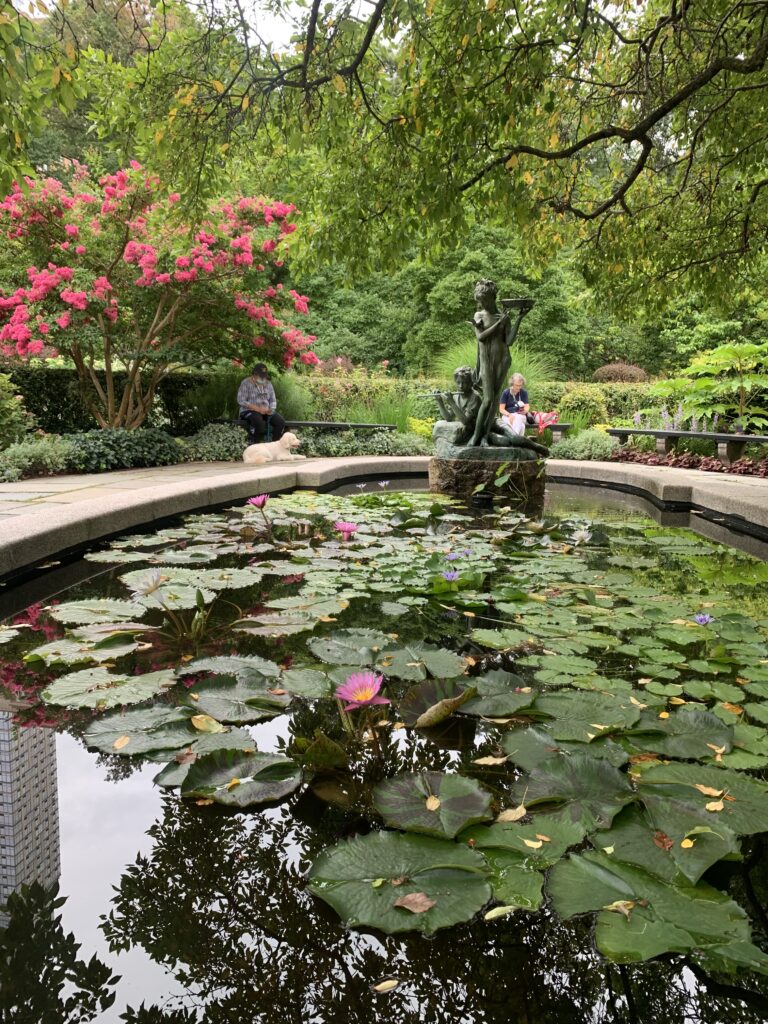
[510,372,526,387]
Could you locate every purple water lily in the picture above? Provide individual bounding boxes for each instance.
[445,552,461,561]
[442,570,460,582]
[694,613,714,626]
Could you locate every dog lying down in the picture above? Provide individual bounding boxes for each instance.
[242,431,307,465]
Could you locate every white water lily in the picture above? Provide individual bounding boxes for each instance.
[126,569,168,602]
[571,528,592,546]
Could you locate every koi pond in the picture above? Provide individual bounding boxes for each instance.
[3,488,768,1023]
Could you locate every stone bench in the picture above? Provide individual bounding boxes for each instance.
[607,427,768,465]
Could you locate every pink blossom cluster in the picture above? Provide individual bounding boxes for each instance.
[0,165,317,368]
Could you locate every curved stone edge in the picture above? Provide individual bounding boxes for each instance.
[546,459,768,530]
[0,456,430,579]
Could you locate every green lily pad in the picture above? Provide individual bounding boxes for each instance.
[549,850,765,968]
[532,691,641,743]
[180,654,281,682]
[510,754,635,830]
[399,679,477,728]
[638,762,768,835]
[306,831,491,935]
[24,637,138,667]
[462,807,587,868]
[280,668,333,698]
[307,628,393,666]
[502,726,629,770]
[629,708,734,760]
[483,852,544,910]
[154,730,259,787]
[48,599,142,625]
[42,667,176,709]
[185,674,289,723]
[83,705,197,755]
[374,772,492,838]
[181,749,302,806]
[375,642,467,681]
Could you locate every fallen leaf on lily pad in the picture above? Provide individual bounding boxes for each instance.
[603,900,635,919]
[425,795,441,811]
[191,714,225,733]
[393,892,436,914]
[694,785,724,797]
[113,735,130,750]
[473,755,508,765]
[681,838,696,848]
[484,905,517,921]
[523,839,543,849]
[195,798,214,806]
[705,800,725,812]
[497,804,526,822]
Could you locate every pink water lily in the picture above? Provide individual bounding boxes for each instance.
[248,494,269,508]
[335,671,389,711]
[334,520,358,541]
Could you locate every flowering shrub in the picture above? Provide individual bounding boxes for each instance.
[592,361,648,383]
[0,163,317,428]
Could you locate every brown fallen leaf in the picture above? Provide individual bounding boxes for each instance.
[523,839,543,849]
[413,686,477,728]
[603,900,635,919]
[720,702,743,716]
[497,804,526,822]
[705,799,725,812]
[390,877,407,887]
[425,795,441,812]
[629,753,660,764]
[707,743,726,762]
[195,798,214,806]
[393,892,436,914]
[652,831,673,852]
[472,755,508,765]
[535,834,551,842]
[267,688,287,695]
[669,697,687,705]
[680,838,696,849]
[113,735,130,750]
[175,749,197,765]
[694,784,724,797]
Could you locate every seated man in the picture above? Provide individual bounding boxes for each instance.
[237,363,286,443]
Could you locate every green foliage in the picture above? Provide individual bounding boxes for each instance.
[654,341,768,432]
[178,423,247,463]
[550,429,617,461]
[299,428,433,458]
[0,434,74,482]
[64,428,181,473]
[592,362,648,383]
[432,340,556,396]
[0,374,32,449]
[555,386,609,426]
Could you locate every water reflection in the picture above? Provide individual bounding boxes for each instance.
[0,710,60,928]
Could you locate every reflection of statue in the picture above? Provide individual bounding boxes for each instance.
[469,279,533,447]
[433,366,548,456]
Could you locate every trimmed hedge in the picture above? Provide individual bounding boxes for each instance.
[1,364,662,433]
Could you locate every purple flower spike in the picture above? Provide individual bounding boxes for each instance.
[442,570,460,582]
[248,494,269,508]
[335,671,390,711]
[694,613,714,625]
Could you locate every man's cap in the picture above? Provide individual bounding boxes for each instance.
[252,362,269,376]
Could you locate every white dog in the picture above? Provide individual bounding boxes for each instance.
[242,431,307,465]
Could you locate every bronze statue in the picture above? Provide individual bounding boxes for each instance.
[469,279,533,447]
[430,280,546,460]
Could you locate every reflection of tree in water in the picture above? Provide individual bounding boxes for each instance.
[101,796,768,1024]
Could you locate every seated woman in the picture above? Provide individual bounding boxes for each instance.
[499,373,529,437]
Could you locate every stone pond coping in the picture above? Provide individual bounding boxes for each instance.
[1,456,768,580]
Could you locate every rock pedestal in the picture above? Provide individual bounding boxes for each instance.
[429,445,546,503]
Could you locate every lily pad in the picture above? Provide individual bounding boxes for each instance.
[374,772,493,838]
[185,674,289,723]
[307,628,393,666]
[42,667,176,709]
[154,729,259,787]
[461,807,588,869]
[48,599,142,625]
[181,749,302,806]
[483,851,544,910]
[83,705,197,755]
[502,726,629,771]
[24,637,138,667]
[375,642,467,681]
[306,831,491,935]
[510,754,635,830]
[280,668,333,698]
[180,654,281,682]
[628,708,734,760]
[533,691,641,743]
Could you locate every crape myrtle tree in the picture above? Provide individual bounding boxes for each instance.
[0,163,317,428]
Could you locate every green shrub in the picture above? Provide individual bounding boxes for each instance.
[556,385,609,426]
[272,374,319,422]
[64,429,181,473]
[0,435,75,481]
[179,423,247,462]
[0,374,33,450]
[551,429,617,461]
[299,428,433,458]
[592,362,649,383]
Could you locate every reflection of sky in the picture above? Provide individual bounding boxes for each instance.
[55,732,187,1020]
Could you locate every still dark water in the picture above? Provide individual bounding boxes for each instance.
[2,487,768,1023]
